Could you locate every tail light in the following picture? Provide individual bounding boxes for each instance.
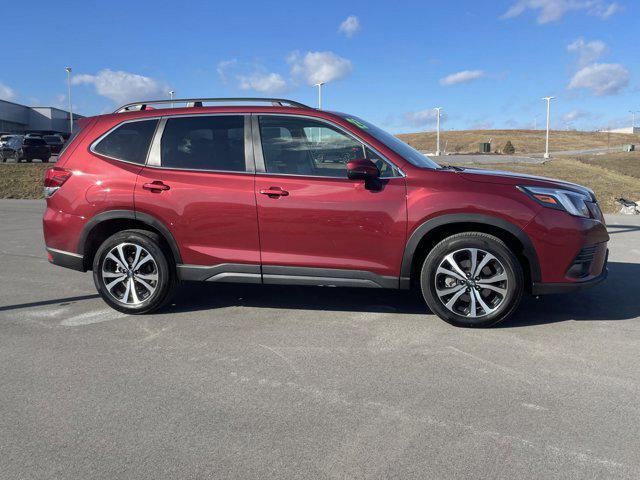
[44,166,72,197]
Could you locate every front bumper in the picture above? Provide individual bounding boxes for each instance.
[531,249,608,295]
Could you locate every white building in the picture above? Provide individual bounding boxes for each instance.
[0,99,83,137]
[604,127,640,134]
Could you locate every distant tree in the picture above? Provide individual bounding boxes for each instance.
[503,141,515,154]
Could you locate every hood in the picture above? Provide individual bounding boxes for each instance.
[458,167,595,200]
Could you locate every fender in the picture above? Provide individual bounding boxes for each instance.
[400,213,540,288]
[77,209,182,264]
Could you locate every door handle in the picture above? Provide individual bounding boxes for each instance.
[259,187,289,198]
[143,181,170,192]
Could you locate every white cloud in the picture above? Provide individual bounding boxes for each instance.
[561,109,590,122]
[238,72,288,93]
[0,82,16,101]
[501,0,621,24]
[288,51,353,85]
[338,15,361,37]
[72,69,170,104]
[568,63,629,96]
[567,37,608,66]
[403,109,440,128]
[217,59,237,83]
[440,70,485,86]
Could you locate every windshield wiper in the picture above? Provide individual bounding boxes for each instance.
[440,164,464,171]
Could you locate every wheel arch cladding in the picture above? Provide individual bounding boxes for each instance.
[78,210,182,271]
[401,214,540,290]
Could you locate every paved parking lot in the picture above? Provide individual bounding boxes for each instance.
[1,199,640,479]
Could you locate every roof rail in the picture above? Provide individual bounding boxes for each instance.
[114,97,312,113]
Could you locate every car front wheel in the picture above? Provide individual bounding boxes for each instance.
[93,230,176,314]
[420,232,524,328]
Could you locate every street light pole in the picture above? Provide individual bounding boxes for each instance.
[542,96,555,159]
[65,67,73,134]
[434,107,442,156]
[314,82,325,109]
[169,90,175,108]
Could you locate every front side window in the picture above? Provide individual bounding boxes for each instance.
[93,119,158,164]
[160,115,246,172]
[259,116,398,178]
[336,113,441,169]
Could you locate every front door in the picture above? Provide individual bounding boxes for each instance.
[135,114,261,281]
[253,115,407,288]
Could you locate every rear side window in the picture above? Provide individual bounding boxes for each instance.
[160,115,246,172]
[93,119,158,164]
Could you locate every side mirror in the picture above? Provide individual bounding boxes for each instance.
[347,158,380,181]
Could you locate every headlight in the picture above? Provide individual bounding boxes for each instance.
[518,185,593,218]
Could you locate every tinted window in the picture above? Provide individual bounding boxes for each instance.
[160,115,246,171]
[43,135,62,143]
[25,138,46,146]
[93,119,158,164]
[260,116,398,178]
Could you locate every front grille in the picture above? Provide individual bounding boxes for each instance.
[567,245,598,279]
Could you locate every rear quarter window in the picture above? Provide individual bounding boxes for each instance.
[92,119,158,164]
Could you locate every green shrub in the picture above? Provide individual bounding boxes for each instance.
[503,141,515,154]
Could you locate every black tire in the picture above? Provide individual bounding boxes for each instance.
[92,229,176,314]
[420,232,524,328]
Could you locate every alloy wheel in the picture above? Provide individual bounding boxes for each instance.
[101,242,159,305]
[434,248,508,318]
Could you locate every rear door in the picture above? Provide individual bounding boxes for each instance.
[253,114,407,287]
[135,114,261,281]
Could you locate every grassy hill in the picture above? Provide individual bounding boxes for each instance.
[397,129,640,155]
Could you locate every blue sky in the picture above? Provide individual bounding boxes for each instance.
[2,0,638,132]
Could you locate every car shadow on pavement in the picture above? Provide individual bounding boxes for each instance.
[0,294,100,312]
[500,261,640,327]
[165,261,640,326]
[167,282,427,315]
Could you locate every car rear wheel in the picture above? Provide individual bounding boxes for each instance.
[420,232,524,328]
[93,230,176,314]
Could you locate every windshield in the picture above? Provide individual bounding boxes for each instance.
[336,113,441,169]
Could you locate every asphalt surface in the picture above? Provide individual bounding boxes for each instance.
[2,199,640,479]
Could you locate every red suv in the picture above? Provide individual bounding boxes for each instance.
[42,98,609,327]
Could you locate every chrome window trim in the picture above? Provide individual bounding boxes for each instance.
[89,117,161,166]
[146,118,166,166]
[251,115,265,172]
[252,113,406,179]
[143,113,255,174]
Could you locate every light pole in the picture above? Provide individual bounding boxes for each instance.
[169,90,175,108]
[434,107,442,156]
[65,67,73,134]
[542,96,555,159]
[314,82,325,109]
